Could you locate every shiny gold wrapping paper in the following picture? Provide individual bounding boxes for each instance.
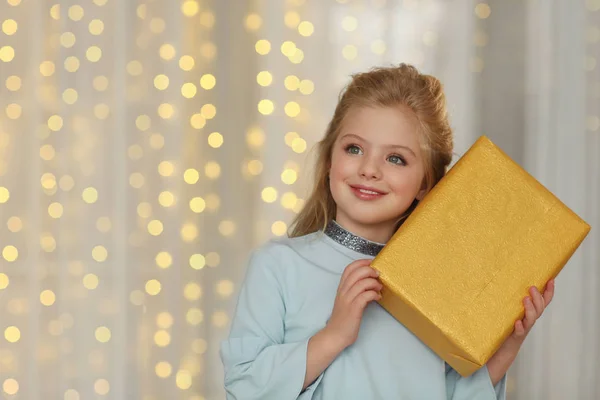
[371,135,591,377]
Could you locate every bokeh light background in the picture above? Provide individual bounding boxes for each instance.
[0,0,599,399]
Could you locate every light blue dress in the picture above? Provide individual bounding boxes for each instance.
[220,230,507,399]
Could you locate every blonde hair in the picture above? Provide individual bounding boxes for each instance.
[289,63,454,238]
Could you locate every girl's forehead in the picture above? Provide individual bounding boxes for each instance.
[337,107,421,146]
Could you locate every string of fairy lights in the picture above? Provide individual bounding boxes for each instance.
[2,0,598,398]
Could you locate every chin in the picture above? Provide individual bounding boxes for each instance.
[341,202,398,225]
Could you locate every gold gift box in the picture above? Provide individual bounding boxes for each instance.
[371,135,591,377]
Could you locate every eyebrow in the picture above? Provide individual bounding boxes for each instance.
[340,133,417,158]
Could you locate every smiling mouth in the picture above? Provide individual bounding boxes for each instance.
[349,184,387,200]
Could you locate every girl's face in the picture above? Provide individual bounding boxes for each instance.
[329,106,427,243]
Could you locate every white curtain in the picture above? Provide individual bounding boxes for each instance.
[0,1,597,399]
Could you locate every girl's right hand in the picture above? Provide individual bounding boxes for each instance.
[324,259,383,351]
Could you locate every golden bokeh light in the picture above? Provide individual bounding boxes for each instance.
[216,280,234,297]
[371,39,387,55]
[342,45,358,60]
[281,41,297,57]
[40,61,55,76]
[258,99,275,115]
[94,379,110,395]
[0,46,15,62]
[2,379,19,395]
[245,13,262,31]
[148,220,164,236]
[176,370,193,389]
[218,220,236,236]
[156,251,173,269]
[82,187,99,203]
[281,169,298,184]
[89,19,104,35]
[298,21,314,37]
[150,18,166,34]
[208,132,224,148]
[292,138,307,153]
[158,161,175,176]
[156,361,172,378]
[284,11,300,28]
[475,3,492,19]
[7,216,23,232]
[184,282,202,301]
[201,103,217,119]
[204,161,221,179]
[86,46,102,62]
[180,223,198,242]
[342,16,358,32]
[182,1,199,17]
[180,55,195,70]
[40,290,56,306]
[146,279,162,295]
[92,245,108,262]
[2,20,17,36]
[159,43,176,60]
[285,101,301,117]
[190,253,206,270]
[261,187,278,203]
[184,168,200,184]
[156,312,174,329]
[154,330,171,347]
[255,39,271,55]
[4,326,21,343]
[186,308,204,325]
[212,311,229,327]
[272,221,288,236]
[0,273,9,290]
[154,74,169,90]
[3,245,18,262]
[190,197,206,213]
[257,71,273,87]
[83,274,99,290]
[182,82,198,98]
[299,79,315,95]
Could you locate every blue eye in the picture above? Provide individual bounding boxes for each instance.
[346,144,363,155]
[388,155,405,165]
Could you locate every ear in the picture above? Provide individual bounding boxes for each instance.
[415,182,427,201]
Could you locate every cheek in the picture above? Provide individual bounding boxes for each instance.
[329,153,353,181]
[386,169,423,195]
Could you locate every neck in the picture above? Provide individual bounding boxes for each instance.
[333,215,395,244]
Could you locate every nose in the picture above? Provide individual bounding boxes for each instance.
[358,155,382,180]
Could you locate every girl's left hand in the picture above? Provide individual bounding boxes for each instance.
[486,279,555,385]
[508,279,555,347]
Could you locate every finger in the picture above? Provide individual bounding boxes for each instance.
[339,259,372,292]
[346,278,383,303]
[523,296,537,331]
[543,279,555,306]
[513,320,526,339]
[529,286,545,315]
[353,290,381,314]
[339,265,379,296]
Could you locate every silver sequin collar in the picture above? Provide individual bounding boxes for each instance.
[323,220,385,257]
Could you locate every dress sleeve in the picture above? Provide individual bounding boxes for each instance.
[445,363,507,400]
[220,248,324,400]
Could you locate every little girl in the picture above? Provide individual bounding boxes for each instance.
[220,64,554,399]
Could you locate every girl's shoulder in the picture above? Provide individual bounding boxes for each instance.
[252,230,324,261]
[244,230,325,272]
